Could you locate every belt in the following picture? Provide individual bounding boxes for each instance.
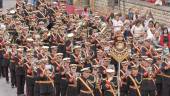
[143,78,153,80]
[80,90,93,94]
[121,81,127,85]
[61,77,67,80]
[55,73,60,75]
[58,43,64,45]
[68,84,77,87]
[26,75,33,77]
[106,89,114,93]
[35,81,53,84]
[130,85,140,89]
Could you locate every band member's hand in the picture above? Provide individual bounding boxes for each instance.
[144,72,148,77]
[103,70,106,74]
[56,67,60,71]
[106,84,110,89]
[69,78,74,83]
[165,65,170,70]
[75,58,79,62]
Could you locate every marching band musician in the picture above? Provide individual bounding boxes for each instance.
[66,64,78,96]
[101,68,117,96]
[10,44,17,88]
[60,58,70,96]
[70,46,81,64]
[161,54,170,96]
[77,67,94,96]
[140,58,156,96]
[56,27,65,54]
[49,46,57,63]
[83,41,95,61]
[53,53,63,96]
[93,50,104,65]
[127,65,142,96]
[49,30,58,46]
[120,61,130,96]
[36,4,47,23]
[0,38,5,78]
[89,65,102,96]
[50,46,57,57]
[65,36,73,57]
[34,59,55,96]
[3,46,10,83]
[16,48,26,96]
[25,53,35,96]
[99,57,111,79]
[153,56,163,96]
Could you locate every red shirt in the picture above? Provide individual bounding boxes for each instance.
[160,34,170,48]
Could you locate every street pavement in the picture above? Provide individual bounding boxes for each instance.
[0,77,17,96]
[1,0,18,95]
[2,0,16,13]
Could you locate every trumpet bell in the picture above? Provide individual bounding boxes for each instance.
[67,33,74,38]
[9,10,16,14]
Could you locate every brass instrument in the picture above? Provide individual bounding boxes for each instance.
[106,78,116,96]
[39,65,55,87]
[128,75,141,96]
[94,74,102,96]
[72,54,80,61]
[67,71,78,84]
[78,77,95,96]
[133,42,141,55]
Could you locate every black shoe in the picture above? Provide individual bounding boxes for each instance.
[11,85,14,88]
[6,81,9,84]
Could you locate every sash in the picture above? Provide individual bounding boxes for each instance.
[128,75,141,96]
[78,77,94,96]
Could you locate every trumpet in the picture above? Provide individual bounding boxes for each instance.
[133,42,141,55]
[39,65,55,87]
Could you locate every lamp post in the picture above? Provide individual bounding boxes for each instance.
[0,0,2,8]
[117,62,121,96]
[118,0,120,10]
[123,0,126,14]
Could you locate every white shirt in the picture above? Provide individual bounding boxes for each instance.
[112,19,123,32]
[146,28,154,40]
[131,24,145,38]
[155,0,162,5]
[0,23,6,31]
[144,18,153,31]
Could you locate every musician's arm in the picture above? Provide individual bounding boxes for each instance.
[126,76,131,91]
[141,47,147,56]
[70,54,75,64]
[101,80,109,91]
[77,78,81,95]
[161,62,170,71]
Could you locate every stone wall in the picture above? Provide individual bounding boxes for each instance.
[94,0,113,16]
[119,0,170,25]
[92,0,170,25]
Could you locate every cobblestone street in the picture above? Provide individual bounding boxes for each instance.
[1,1,17,95]
[2,0,16,13]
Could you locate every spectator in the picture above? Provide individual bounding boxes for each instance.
[112,14,123,33]
[128,8,134,21]
[160,27,170,50]
[146,21,155,40]
[131,20,145,40]
[123,15,131,40]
